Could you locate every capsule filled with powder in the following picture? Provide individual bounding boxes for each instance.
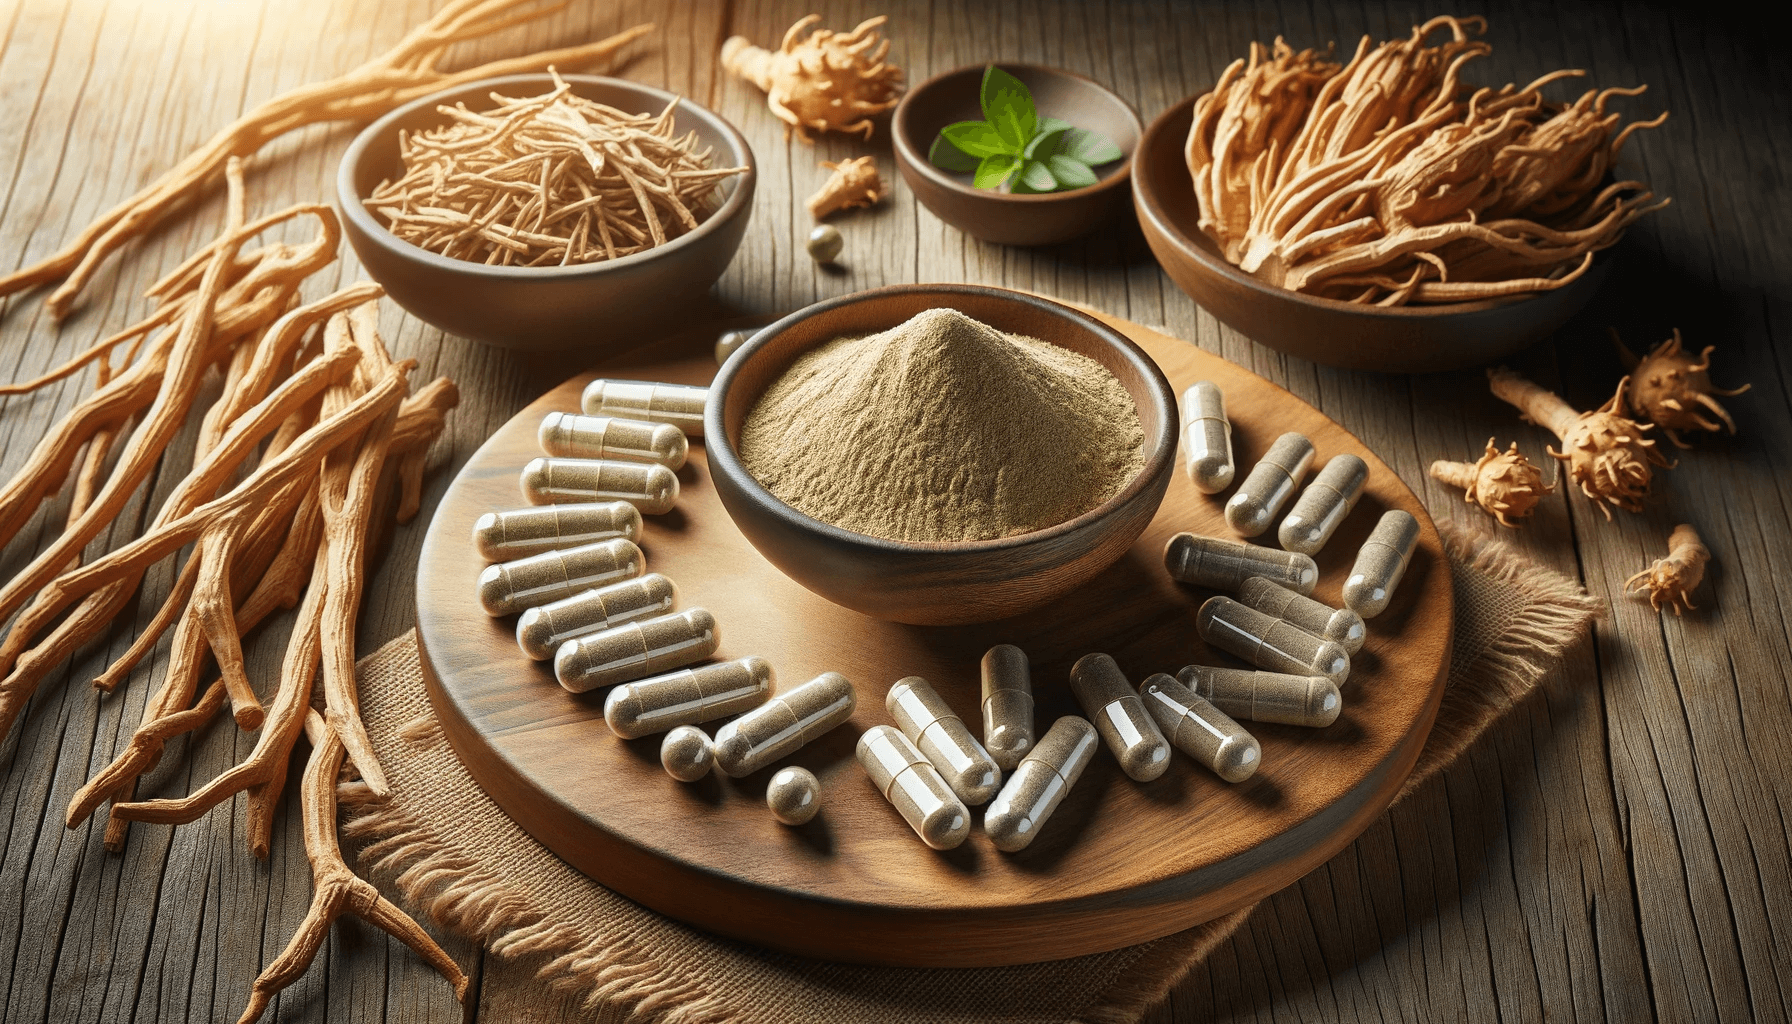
[1344,510,1421,618]
[1236,576,1365,654]
[1197,596,1350,685]
[553,608,719,693]
[1278,454,1367,555]
[1176,663,1341,728]
[713,672,857,778]
[1226,432,1314,537]
[1138,673,1261,783]
[1068,654,1170,782]
[857,725,970,850]
[476,537,644,616]
[472,501,641,562]
[1163,532,1317,595]
[581,379,708,437]
[520,457,678,514]
[517,573,677,660]
[1180,380,1234,494]
[766,766,822,825]
[660,726,714,782]
[983,716,1099,853]
[980,644,1034,772]
[539,411,688,469]
[886,677,1001,805]
[605,656,773,739]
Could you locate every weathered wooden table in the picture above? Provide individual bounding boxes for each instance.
[2,2,1786,1022]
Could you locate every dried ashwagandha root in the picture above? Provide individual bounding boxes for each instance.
[1626,523,1710,615]
[1613,328,1750,447]
[1488,366,1671,519]
[807,156,885,218]
[1429,438,1555,526]
[721,15,903,140]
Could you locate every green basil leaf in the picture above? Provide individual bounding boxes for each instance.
[1023,127,1069,160]
[1016,159,1058,194]
[929,133,981,172]
[1046,154,1099,189]
[1059,127,1124,166]
[1037,116,1074,135]
[974,153,1021,190]
[980,66,1036,152]
[940,121,1008,158]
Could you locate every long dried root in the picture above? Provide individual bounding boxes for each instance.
[1487,366,1671,519]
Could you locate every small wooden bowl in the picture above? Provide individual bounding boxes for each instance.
[337,74,755,352]
[1132,97,1611,373]
[892,65,1143,246]
[704,285,1177,625]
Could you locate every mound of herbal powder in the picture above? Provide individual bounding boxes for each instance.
[740,308,1146,543]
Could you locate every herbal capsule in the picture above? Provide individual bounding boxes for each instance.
[983,717,1098,853]
[1236,576,1366,654]
[714,329,753,365]
[1225,432,1314,537]
[856,725,969,850]
[1197,596,1350,685]
[553,609,719,694]
[538,411,688,470]
[1067,654,1170,783]
[471,501,641,562]
[1137,673,1261,783]
[605,656,774,739]
[1344,510,1421,618]
[713,672,857,778]
[475,537,644,616]
[1180,381,1235,494]
[580,379,707,437]
[1176,663,1342,728]
[886,677,1001,806]
[980,644,1034,772]
[517,573,677,660]
[659,726,714,782]
[806,224,844,264]
[1278,454,1368,555]
[520,457,678,514]
[1163,532,1318,595]
[766,766,822,825]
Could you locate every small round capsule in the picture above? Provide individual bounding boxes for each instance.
[517,573,677,660]
[980,644,1034,772]
[766,766,822,825]
[1067,654,1171,783]
[580,379,708,437]
[983,716,1099,853]
[1180,381,1235,494]
[1137,673,1261,783]
[714,329,754,365]
[471,501,641,562]
[713,672,857,778]
[660,726,714,782]
[604,656,774,738]
[520,457,678,514]
[806,224,843,263]
[1176,663,1342,728]
[1277,454,1367,555]
[1236,576,1365,654]
[1197,596,1350,685]
[856,725,969,850]
[475,537,644,617]
[552,608,719,694]
[1226,432,1314,537]
[1163,532,1318,595]
[1344,510,1421,618]
[538,412,688,470]
[886,677,1001,806]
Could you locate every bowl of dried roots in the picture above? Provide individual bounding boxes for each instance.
[339,72,755,351]
[1133,16,1669,373]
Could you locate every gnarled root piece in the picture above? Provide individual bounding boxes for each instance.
[1430,437,1555,526]
[807,157,884,218]
[1488,366,1671,519]
[1625,523,1709,615]
[721,15,903,141]
[1614,328,1750,446]
[237,711,467,1024]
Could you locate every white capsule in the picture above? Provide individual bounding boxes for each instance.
[712,672,857,778]
[1226,432,1314,537]
[1068,654,1171,782]
[604,656,773,738]
[980,645,1034,772]
[983,717,1099,853]
[1180,381,1235,493]
[766,766,822,825]
[519,457,678,514]
[516,573,677,660]
[538,412,688,469]
[1197,596,1350,685]
[660,726,714,782]
[475,538,644,616]
[1278,454,1368,555]
[1235,576,1365,654]
[1343,510,1421,618]
[580,379,707,437]
[1137,673,1261,783]
[856,726,969,849]
[552,609,719,693]
[886,677,1001,806]
[1176,663,1342,728]
[471,501,642,562]
[1164,532,1318,594]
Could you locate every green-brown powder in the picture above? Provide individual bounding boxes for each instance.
[739,308,1146,543]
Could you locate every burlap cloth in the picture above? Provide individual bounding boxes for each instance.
[341,521,1598,1023]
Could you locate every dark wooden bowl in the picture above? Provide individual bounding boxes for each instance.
[704,285,1177,625]
[892,65,1143,246]
[1132,97,1611,373]
[337,74,755,352]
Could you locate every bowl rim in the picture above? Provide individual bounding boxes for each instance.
[1134,94,1579,318]
[705,283,1179,556]
[892,63,1143,207]
[336,72,756,279]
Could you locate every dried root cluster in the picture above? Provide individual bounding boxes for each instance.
[1430,438,1554,526]
[807,156,885,218]
[1185,15,1669,305]
[1615,328,1750,446]
[722,15,903,140]
[1487,366,1671,519]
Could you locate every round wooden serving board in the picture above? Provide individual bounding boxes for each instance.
[415,307,1452,968]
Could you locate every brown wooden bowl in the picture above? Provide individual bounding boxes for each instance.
[704,285,1177,625]
[1132,97,1611,373]
[892,65,1142,246]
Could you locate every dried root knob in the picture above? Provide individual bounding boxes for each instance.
[1488,367,1671,520]
[807,157,885,218]
[1625,523,1709,615]
[721,15,903,141]
[1614,328,1751,447]
[1429,438,1554,527]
